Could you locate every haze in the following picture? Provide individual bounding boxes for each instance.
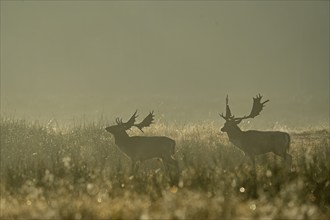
[1,1,329,128]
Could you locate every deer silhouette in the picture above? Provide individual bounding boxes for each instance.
[219,94,292,169]
[105,111,178,174]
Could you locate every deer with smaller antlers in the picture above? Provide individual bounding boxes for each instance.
[105,111,178,174]
[219,94,292,169]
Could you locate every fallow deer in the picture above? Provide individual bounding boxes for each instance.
[219,94,292,168]
[105,111,178,173]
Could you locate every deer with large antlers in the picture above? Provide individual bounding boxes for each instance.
[105,111,178,174]
[219,94,292,168]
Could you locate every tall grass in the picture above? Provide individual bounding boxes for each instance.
[0,117,329,219]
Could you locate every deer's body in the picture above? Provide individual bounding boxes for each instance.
[119,137,175,159]
[106,111,178,173]
[220,95,292,167]
[113,133,176,164]
[225,127,291,160]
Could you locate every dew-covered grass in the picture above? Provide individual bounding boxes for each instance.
[0,117,329,219]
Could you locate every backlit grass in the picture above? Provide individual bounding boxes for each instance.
[0,117,329,219]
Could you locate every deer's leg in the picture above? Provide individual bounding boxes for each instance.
[172,160,179,175]
[169,156,179,171]
[163,155,178,172]
[131,160,140,174]
[275,150,292,170]
[249,155,256,173]
[249,155,258,198]
[162,157,170,172]
[131,161,136,174]
[162,155,179,185]
[235,155,248,170]
[284,153,292,169]
[244,154,256,170]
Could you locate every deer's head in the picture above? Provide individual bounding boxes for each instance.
[105,111,154,135]
[220,94,269,133]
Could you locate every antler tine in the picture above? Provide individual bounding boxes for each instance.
[225,95,233,119]
[219,113,226,119]
[256,94,269,104]
[219,95,234,121]
[255,94,269,106]
[234,94,269,123]
[123,110,138,129]
[134,111,155,132]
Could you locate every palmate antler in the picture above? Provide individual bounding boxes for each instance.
[116,111,154,132]
[220,94,269,124]
[135,111,154,132]
[116,110,138,129]
[234,94,269,123]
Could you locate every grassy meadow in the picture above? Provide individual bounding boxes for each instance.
[0,117,329,219]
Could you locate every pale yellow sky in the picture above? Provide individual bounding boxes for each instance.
[1,1,329,126]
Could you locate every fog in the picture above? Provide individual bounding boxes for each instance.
[1,1,329,128]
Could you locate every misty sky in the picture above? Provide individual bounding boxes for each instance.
[1,1,329,127]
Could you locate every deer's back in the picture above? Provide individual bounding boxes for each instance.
[240,130,290,156]
[119,136,175,161]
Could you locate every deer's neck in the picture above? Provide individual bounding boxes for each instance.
[113,131,130,146]
[226,126,244,148]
